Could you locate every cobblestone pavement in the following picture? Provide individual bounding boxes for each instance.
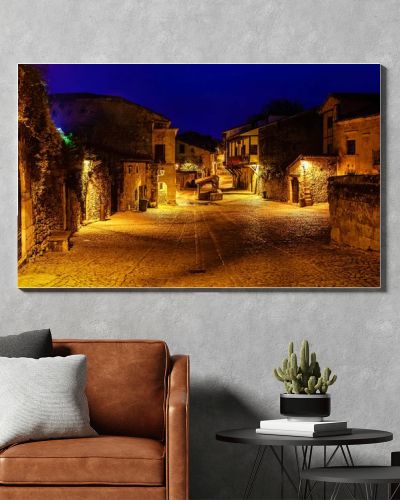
[18,190,380,288]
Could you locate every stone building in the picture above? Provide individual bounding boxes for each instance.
[18,65,69,265]
[153,126,178,205]
[258,109,323,201]
[223,123,262,191]
[175,139,213,190]
[286,155,337,205]
[320,93,380,175]
[50,93,178,214]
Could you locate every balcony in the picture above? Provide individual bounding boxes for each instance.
[226,155,250,167]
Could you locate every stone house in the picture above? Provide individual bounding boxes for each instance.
[153,125,178,205]
[287,155,337,205]
[258,109,323,201]
[50,93,178,215]
[223,123,262,191]
[320,93,380,174]
[332,115,380,175]
[175,140,213,190]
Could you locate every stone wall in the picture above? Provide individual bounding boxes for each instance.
[18,138,34,262]
[66,187,82,233]
[29,159,66,258]
[288,157,337,204]
[261,175,287,201]
[84,160,111,222]
[328,174,380,251]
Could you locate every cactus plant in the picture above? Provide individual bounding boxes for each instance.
[273,340,337,395]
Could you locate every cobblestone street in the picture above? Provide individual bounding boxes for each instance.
[18,190,380,288]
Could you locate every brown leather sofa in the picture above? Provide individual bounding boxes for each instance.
[0,340,189,500]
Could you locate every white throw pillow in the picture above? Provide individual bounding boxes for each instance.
[0,355,97,449]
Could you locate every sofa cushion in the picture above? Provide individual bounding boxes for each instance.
[0,436,165,486]
[0,329,53,358]
[0,355,97,449]
[52,340,170,440]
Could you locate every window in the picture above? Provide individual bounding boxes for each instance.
[346,140,356,155]
[179,144,185,154]
[250,144,258,155]
[327,116,333,129]
[154,144,166,163]
[327,143,333,154]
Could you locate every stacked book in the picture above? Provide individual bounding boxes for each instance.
[256,419,352,438]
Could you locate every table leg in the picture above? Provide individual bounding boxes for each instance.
[281,447,284,500]
[330,483,342,500]
[324,446,327,500]
[270,445,299,493]
[389,482,400,500]
[242,446,266,499]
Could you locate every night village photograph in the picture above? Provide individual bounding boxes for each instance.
[18,64,381,288]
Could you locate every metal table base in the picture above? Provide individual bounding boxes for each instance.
[243,444,356,500]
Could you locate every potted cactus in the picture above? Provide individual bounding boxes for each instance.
[273,340,337,421]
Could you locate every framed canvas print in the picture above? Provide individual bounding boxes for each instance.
[18,64,381,289]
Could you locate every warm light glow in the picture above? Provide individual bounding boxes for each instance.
[83,159,92,173]
[302,161,309,171]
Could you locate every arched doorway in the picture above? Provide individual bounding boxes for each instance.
[291,177,299,204]
[158,182,168,204]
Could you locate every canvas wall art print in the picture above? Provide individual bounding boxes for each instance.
[18,64,381,289]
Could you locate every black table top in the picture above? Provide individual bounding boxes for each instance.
[301,466,400,484]
[216,428,393,447]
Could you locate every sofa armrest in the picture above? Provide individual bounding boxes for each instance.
[166,355,189,500]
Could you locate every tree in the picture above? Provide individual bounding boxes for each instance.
[18,65,61,172]
[248,99,304,125]
[177,131,220,152]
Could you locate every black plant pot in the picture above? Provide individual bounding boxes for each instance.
[280,394,331,420]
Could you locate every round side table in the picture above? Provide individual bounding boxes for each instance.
[216,428,393,500]
[301,466,400,500]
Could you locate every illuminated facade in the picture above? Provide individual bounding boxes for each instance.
[223,124,261,191]
[287,155,337,205]
[320,93,380,174]
[153,126,178,205]
[175,140,213,190]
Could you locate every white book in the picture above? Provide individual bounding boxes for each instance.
[259,419,347,432]
[256,428,352,438]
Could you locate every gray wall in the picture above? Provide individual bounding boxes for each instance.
[1,1,399,498]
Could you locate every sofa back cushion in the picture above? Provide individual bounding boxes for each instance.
[52,340,170,440]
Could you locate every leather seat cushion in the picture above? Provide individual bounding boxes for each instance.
[0,436,165,486]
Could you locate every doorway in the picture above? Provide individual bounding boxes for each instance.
[291,177,299,204]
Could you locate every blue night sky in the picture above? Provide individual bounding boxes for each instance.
[40,64,380,139]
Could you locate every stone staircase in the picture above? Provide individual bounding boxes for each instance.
[301,187,313,206]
